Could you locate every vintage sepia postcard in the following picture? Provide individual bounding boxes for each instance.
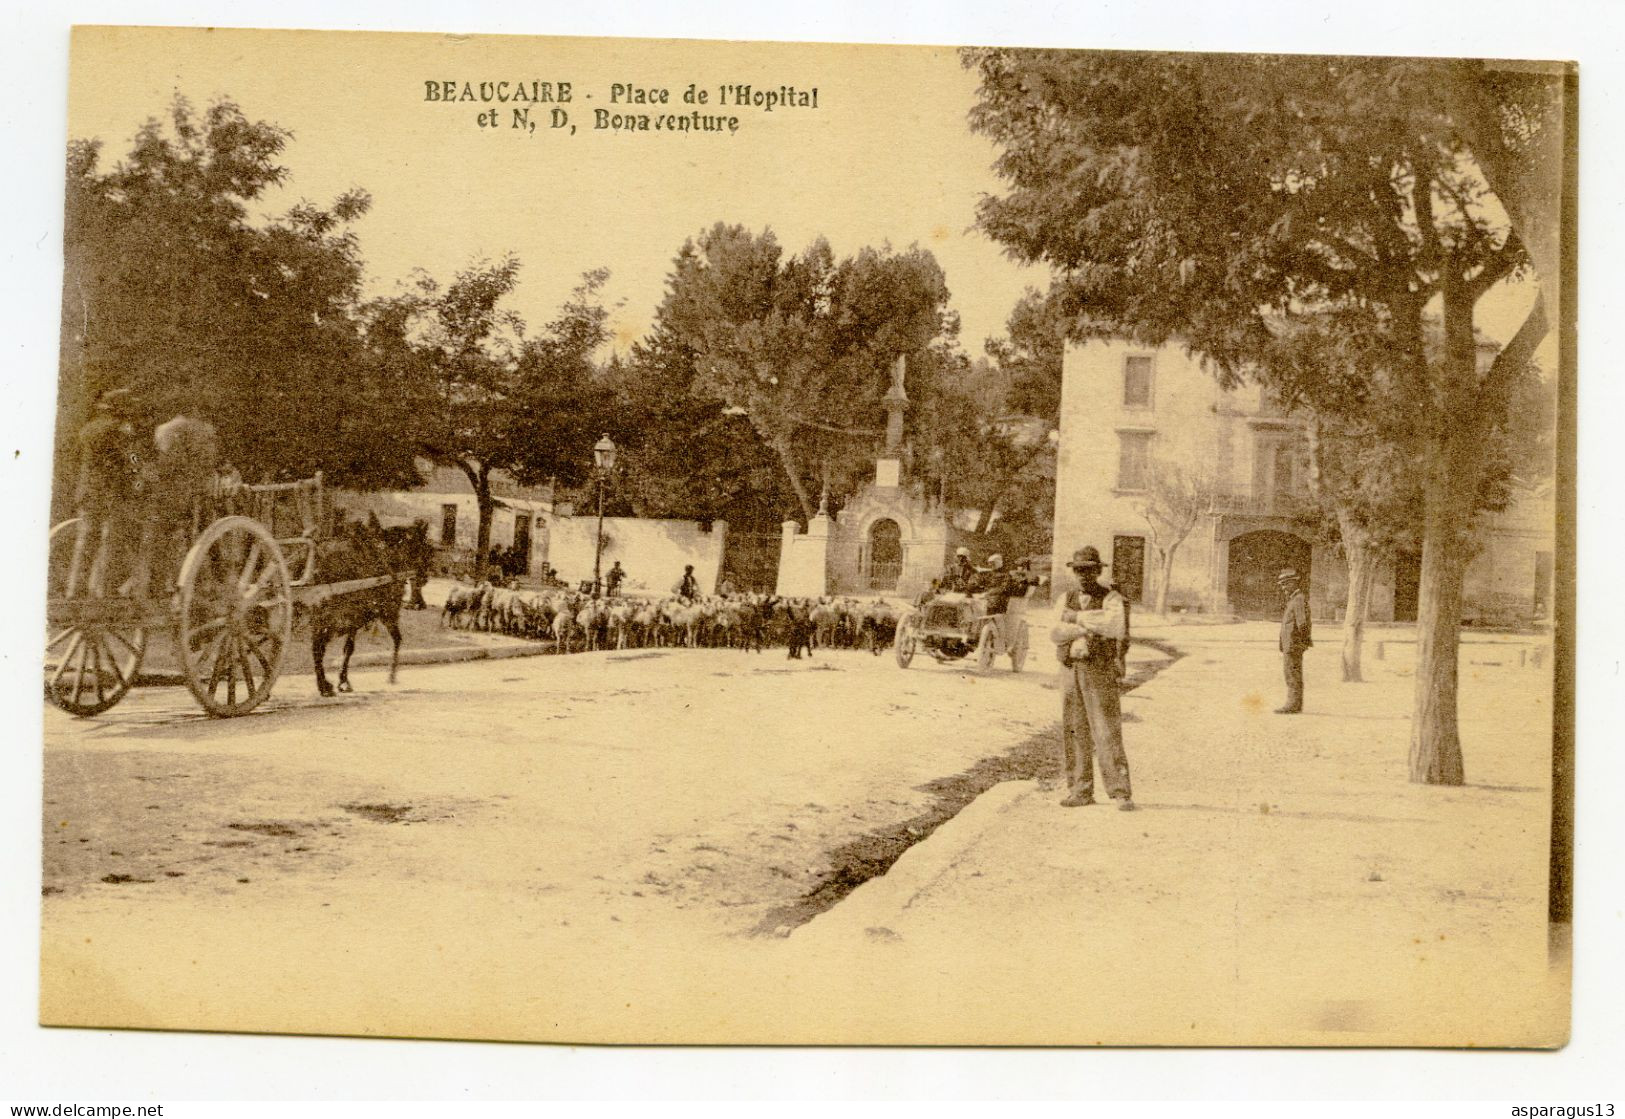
[39,24,1574,1047]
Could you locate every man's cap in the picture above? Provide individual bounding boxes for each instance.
[1277,568,1301,582]
[955,546,971,557]
[1067,546,1105,570]
[988,554,1004,567]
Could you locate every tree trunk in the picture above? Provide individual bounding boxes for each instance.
[1154,547,1177,616]
[458,460,496,577]
[475,486,495,576]
[772,437,817,523]
[1338,516,1380,683]
[1409,443,1473,786]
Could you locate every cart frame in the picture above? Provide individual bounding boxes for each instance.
[46,473,403,718]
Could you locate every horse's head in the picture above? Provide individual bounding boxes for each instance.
[379,521,433,576]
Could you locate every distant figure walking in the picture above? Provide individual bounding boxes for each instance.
[1275,568,1312,714]
[606,560,626,597]
[1049,546,1135,811]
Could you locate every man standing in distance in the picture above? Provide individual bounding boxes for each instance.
[1276,568,1312,714]
[1049,546,1135,811]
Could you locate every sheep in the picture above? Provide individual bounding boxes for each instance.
[810,598,841,649]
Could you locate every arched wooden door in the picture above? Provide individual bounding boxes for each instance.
[1226,530,1311,617]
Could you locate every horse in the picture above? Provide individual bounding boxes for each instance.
[308,515,422,697]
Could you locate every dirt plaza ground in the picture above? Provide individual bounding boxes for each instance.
[39,617,1564,1045]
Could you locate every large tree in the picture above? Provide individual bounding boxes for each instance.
[58,95,413,516]
[607,319,796,529]
[965,50,1563,785]
[371,261,613,573]
[911,349,1056,557]
[647,223,958,522]
[1306,414,1423,683]
[984,287,1067,422]
[1283,314,1552,683]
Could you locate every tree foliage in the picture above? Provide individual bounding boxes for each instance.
[642,223,959,522]
[607,315,796,529]
[58,95,413,513]
[984,287,1067,422]
[964,48,1564,784]
[371,260,614,570]
[910,349,1055,555]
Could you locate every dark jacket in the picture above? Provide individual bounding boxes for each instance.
[1060,586,1129,669]
[984,570,1029,614]
[1280,589,1312,654]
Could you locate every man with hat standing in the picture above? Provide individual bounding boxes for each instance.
[981,553,1014,612]
[1276,568,1312,714]
[1049,545,1135,810]
[68,386,146,597]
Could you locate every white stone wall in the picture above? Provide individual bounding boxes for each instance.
[777,516,831,599]
[827,484,949,598]
[545,514,727,596]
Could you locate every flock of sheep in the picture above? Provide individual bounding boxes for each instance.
[439,582,905,655]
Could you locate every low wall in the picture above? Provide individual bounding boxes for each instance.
[777,517,830,598]
[545,514,726,595]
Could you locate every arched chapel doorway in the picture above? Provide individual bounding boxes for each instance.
[867,518,902,591]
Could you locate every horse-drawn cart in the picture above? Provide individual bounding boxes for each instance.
[893,588,1031,673]
[45,473,403,718]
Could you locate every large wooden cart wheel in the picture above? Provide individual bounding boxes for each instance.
[175,516,293,717]
[1009,620,1029,673]
[976,620,999,673]
[45,518,148,717]
[894,614,917,668]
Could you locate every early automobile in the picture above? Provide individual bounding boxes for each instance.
[893,587,1031,673]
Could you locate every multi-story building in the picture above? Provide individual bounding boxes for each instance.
[1050,339,1554,624]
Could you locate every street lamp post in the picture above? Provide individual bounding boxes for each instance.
[591,434,616,599]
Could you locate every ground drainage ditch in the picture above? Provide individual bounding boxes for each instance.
[754,636,1184,936]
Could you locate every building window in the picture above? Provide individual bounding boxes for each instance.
[1252,433,1306,511]
[1123,355,1153,408]
[1272,441,1298,495]
[440,503,458,546]
[1117,431,1153,491]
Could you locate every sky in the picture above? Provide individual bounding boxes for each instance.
[68,27,1043,358]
